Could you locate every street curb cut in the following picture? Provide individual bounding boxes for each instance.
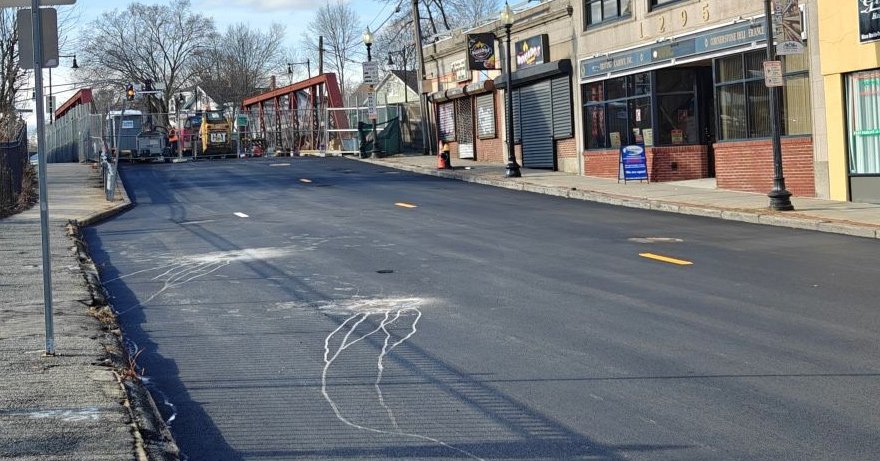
[351,157,880,240]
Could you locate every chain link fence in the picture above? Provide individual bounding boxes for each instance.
[324,105,402,156]
[0,122,31,217]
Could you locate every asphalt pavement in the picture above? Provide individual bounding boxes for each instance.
[2,154,879,459]
[358,153,880,239]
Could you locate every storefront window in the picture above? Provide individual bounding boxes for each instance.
[586,105,606,149]
[846,70,880,174]
[657,94,697,145]
[747,81,771,138]
[783,75,811,135]
[716,55,743,83]
[655,68,698,145]
[714,49,811,141]
[583,73,651,149]
[718,85,747,140]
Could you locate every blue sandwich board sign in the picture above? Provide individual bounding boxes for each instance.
[620,144,648,183]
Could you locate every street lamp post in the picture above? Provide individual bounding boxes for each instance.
[764,0,793,211]
[501,3,521,178]
[287,60,312,84]
[363,27,380,158]
[47,54,78,124]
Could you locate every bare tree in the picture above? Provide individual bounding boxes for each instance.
[193,23,286,111]
[78,0,216,122]
[1,5,79,137]
[372,0,499,52]
[0,9,26,121]
[302,0,362,97]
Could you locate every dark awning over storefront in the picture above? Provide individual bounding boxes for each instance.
[494,59,572,90]
[428,80,495,103]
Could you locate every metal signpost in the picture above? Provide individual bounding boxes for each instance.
[9,0,78,355]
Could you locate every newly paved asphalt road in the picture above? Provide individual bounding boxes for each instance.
[85,157,880,460]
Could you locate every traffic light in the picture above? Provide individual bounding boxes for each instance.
[126,84,135,101]
[143,79,153,92]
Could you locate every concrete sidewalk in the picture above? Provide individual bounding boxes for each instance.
[359,154,880,239]
[0,163,175,460]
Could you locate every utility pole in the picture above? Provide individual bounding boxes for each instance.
[411,0,431,155]
[318,35,324,75]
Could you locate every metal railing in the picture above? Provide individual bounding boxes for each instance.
[45,105,104,163]
[0,123,30,216]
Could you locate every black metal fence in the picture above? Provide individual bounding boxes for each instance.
[0,124,29,217]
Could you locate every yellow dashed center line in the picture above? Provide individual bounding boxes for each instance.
[299,178,312,183]
[639,253,693,266]
[395,202,417,208]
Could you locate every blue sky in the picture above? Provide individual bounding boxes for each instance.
[73,0,383,53]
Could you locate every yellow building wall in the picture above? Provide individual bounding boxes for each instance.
[818,0,880,200]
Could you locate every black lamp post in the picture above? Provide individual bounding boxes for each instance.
[501,3,521,178]
[287,60,312,84]
[48,54,78,124]
[764,0,793,211]
[363,27,380,158]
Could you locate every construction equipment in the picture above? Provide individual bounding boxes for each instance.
[180,110,233,158]
[135,126,170,162]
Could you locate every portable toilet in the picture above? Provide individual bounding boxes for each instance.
[106,110,144,156]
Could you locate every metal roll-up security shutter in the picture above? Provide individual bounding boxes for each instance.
[455,97,474,159]
[512,89,521,143]
[476,93,495,139]
[551,76,572,139]
[438,102,455,142]
[519,81,555,169]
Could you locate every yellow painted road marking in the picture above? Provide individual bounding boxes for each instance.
[639,253,693,266]
[299,178,312,183]
[395,202,417,208]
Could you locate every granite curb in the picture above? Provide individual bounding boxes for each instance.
[352,157,880,239]
[73,172,181,461]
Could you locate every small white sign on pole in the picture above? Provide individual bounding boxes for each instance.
[764,60,784,88]
[367,92,377,120]
[362,61,380,86]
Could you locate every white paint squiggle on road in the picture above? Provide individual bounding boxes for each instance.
[321,297,484,461]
